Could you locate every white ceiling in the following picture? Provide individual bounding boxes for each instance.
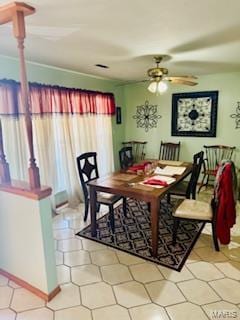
[1,0,240,81]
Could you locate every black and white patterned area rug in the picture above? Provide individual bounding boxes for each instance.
[76,199,204,271]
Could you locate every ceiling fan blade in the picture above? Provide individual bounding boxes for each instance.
[165,75,198,81]
[115,80,148,87]
[166,78,198,86]
[179,75,198,79]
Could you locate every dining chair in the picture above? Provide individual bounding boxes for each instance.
[159,141,181,161]
[167,151,204,203]
[172,197,219,251]
[198,145,236,193]
[172,159,237,251]
[119,146,134,169]
[76,152,127,230]
[122,141,147,163]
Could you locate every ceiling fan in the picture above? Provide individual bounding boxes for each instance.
[146,55,198,94]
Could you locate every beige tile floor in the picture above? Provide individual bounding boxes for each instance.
[0,189,240,320]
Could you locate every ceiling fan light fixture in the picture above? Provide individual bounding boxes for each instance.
[148,80,168,94]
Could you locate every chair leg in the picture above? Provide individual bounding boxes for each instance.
[192,189,196,200]
[167,193,171,204]
[122,197,127,217]
[172,218,180,245]
[211,222,219,251]
[96,202,100,213]
[205,174,210,190]
[109,204,115,233]
[198,173,207,193]
[84,199,89,222]
[147,202,151,212]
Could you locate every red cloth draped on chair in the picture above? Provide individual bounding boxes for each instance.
[215,161,237,244]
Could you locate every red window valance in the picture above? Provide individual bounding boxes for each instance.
[0,79,116,116]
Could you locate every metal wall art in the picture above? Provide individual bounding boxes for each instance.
[230,102,240,129]
[172,91,218,137]
[133,100,162,132]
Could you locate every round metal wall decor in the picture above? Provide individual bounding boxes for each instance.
[230,102,240,129]
[133,100,162,132]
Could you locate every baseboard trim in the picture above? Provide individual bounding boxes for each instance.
[0,268,61,301]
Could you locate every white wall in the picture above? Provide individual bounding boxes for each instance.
[0,191,58,294]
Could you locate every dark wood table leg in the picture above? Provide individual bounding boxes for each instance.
[150,198,160,257]
[90,186,97,237]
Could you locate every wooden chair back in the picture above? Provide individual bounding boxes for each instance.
[186,151,204,199]
[76,152,99,201]
[159,141,181,161]
[119,147,134,169]
[122,141,147,163]
[204,145,236,171]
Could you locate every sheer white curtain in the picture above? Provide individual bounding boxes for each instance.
[0,80,115,207]
[1,113,114,206]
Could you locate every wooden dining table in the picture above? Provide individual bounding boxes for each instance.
[88,161,192,257]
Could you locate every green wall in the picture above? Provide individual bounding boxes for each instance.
[123,72,240,165]
[0,55,125,169]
